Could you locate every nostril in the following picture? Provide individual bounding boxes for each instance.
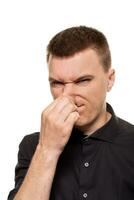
[76,103,83,107]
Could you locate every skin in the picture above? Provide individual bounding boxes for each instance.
[48,48,115,134]
[14,48,115,200]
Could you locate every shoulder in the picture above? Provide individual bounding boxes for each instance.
[117,117,134,133]
[20,132,39,145]
[116,117,134,142]
[19,132,40,159]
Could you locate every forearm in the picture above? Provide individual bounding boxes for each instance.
[14,144,60,200]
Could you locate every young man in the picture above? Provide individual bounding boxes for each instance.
[8,26,134,200]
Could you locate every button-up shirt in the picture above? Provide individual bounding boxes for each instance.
[8,104,134,200]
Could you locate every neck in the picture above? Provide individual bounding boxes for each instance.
[78,111,112,136]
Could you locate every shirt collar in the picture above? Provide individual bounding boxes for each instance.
[89,103,119,143]
[70,103,120,144]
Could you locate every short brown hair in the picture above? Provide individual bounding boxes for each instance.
[47,26,111,71]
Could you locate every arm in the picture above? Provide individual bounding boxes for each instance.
[13,96,79,200]
[14,144,60,200]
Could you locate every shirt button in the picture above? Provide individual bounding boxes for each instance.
[83,193,88,198]
[84,162,89,167]
[84,138,88,142]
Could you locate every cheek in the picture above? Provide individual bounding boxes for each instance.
[83,82,107,107]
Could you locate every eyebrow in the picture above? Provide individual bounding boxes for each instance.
[48,74,94,83]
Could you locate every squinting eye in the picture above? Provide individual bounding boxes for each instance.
[50,81,64,87]
[76,79,91,85]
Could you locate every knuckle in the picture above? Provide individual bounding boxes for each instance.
[69,104,74,109]
[41,110,53,123]
[41,110,45,120]
[41,110,47,119]
[62,96,70,103]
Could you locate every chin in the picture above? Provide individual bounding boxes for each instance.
[74,117,87,127]
[74,114,94,131]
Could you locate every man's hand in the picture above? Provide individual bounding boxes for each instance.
[14,96,79,200]
[39,96,79,155]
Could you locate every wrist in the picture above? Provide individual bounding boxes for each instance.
[36,143,61,161]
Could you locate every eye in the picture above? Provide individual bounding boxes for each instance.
[75,78,92,85]
[50,81,64,87]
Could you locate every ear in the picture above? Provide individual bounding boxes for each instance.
[107,68,115,92]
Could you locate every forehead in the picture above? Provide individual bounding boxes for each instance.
[48,49,103,80]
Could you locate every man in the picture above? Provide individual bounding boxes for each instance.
[8,26,134,200]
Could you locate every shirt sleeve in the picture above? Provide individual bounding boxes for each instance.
[7,134,38,200]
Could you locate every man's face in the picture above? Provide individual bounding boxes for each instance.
[48,48,115,132]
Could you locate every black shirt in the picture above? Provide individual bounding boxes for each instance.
[8,104,134,200]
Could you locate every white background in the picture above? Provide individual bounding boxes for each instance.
[0,0,134,199]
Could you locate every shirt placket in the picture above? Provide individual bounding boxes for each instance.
[78,138,98,200]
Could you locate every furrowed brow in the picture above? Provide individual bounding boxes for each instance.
[48,74,94,83]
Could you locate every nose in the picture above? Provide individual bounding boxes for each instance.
[62,82,76,97]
